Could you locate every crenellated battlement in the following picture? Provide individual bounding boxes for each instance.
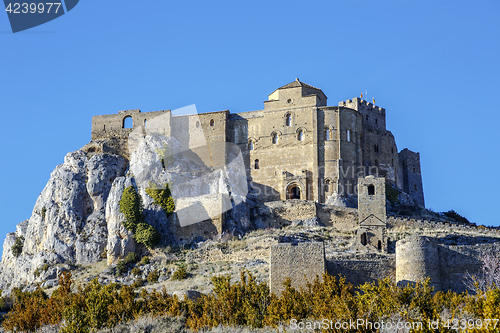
[339,97,385,112]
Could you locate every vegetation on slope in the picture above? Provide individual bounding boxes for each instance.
[2,269,500,332]
[119,185,160,248]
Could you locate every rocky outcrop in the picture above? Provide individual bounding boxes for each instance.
[0,132,250,292]
[0,151,127,292]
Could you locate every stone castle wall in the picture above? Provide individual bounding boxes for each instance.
[270,242,325,295]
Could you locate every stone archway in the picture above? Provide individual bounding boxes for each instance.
[287,184,301,199]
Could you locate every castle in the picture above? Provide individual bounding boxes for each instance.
[87,80,500,294]
[90,79,424,208]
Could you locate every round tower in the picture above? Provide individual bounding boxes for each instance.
[396,236,441,291]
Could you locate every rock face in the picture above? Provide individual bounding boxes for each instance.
[0,151,127,292]
[0,133,250,293]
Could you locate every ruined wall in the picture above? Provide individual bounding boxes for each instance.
[270,242,325,295]
[327,254,396,286]
[399,148,425,207]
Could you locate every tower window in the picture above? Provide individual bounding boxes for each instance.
[272,133,279,144]
[144,119,147,127]
[297,129,304,141]
[254,159,259,169]
[248,140,254,151]
[210,119,215,126]
[368,184,375,195]
[413,167,416,173]
[375,119,378,125]
[324,179,330,193]
[374,145,379,153]
[325,128,330,141]
[366,115,369,121]
[361,233,367,246]
[196,121,200,128]
[414,184,418,191]
[347,129,351,142]
[285,113,292,126]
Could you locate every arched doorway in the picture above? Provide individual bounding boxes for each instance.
[287,184,301,199]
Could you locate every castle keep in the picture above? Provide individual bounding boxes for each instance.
[90,79,424,207]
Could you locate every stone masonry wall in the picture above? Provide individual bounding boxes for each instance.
[270,242,325,295]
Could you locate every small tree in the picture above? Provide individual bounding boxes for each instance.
[119,186,144,232]
[11,236,24,257]
[464,252,500,292]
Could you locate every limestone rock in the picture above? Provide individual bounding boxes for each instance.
[0,151,126,292]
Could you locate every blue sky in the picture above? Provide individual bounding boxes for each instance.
[1,0,499,245]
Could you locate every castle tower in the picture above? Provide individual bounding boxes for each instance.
[396,236,441,291]
[355,175,387,252]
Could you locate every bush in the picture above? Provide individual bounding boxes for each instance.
[444,210,470,224]
[132,278,144,289]
[139,256,150,265]
[171,267,187,281]
[131,266,142,277]
[119,186,144,231]
[119,185,160,249]
[11,236,24,257]
[145,183,175,215]
[133,223,160,248]
[385,182,400,205]
[124,252,139,265]
[147,270,160,284]
[41,207,47,221]
[115,260,127,276]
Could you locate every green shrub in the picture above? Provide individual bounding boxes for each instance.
[41,207,47,221]
[131,267,142,277]
[119,186,144,232]
[139,256,150,265]
[145,183,175,215]
[124,252,139,265]
[115,260,127,276]
[11,236,24,257]
[171,267,187,281]
[385,182,400,205]
[133,223,160,248]
[132,278,144,289]
[119,185,160,249]
[147,270,160,284]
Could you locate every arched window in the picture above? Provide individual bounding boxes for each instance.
[374,145,379,153]
[254,159,259,169]
[144,119,147,127]
[285,114,292,127]
[196,121,200,128]
[368,184,375,195]
[324,179,330,193]
[248,140,254,151]
[272,133,279,144]
[123,116,133,129]
[325,128,330,141]
[210,119,215,126]
[346,129,351,142]
[297,129,304,141]
[378,240,382,250]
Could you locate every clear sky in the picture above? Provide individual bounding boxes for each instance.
[1,0,499,246]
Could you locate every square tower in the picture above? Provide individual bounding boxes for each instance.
[355,176,387,252]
